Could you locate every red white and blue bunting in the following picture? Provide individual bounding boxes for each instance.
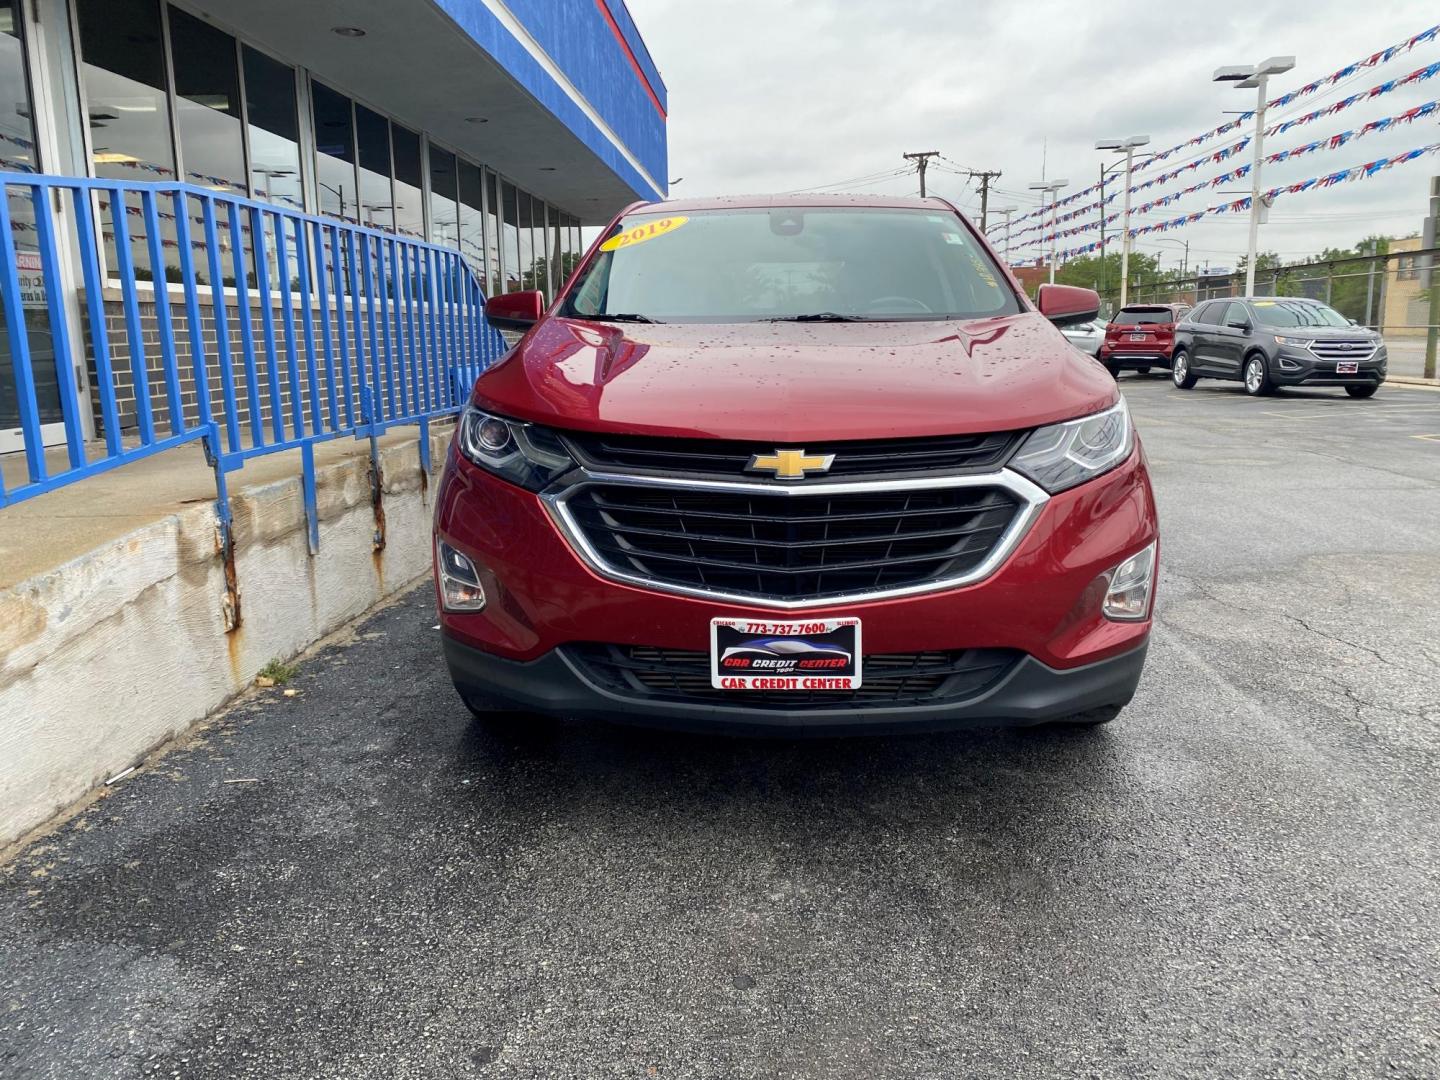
[1006,22,1440,229]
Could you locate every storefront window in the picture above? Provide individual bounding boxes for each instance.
[548,205,562,294]
[501,179,520,292]
[242,45,301,210]
[0,1,60,435]
[483,169,502,293]
[76,0,174,181]
[168,6,245,196]
[427,143,458,248]
[311,80,356,224]
[517,190,534,291]
[457,160,486,289]
[354,103,392,232]
[77,0,177,280]
[0,0,37,174]
[391,122,424,241]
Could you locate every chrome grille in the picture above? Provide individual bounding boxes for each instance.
[553,479,1027,605]
[1309,339,1378,362]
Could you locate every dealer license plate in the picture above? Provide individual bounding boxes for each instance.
[1128,332,1147,341]
[1336,361,1359,374]
[710,617,861,691]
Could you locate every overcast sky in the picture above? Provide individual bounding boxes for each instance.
[626,0,1439,273]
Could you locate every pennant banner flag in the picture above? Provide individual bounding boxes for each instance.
[1044,140,1440,260]
[1006,22,1440,230]
[1012,98,1440,254]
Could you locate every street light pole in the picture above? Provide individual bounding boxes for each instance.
[989,205,1018,263]
[1028,179,1068,284]
[1215,56,1295,297]
[1096,136,1150,309]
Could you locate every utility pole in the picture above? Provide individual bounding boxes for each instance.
[903,151,940,198]
[967,169,1002,232]
[1423,175,1438,379]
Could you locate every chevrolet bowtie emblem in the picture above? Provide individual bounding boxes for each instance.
[746,448,836,480]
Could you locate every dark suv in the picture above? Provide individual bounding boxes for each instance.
[1099,304,1187,377]
[1171,297,1387,397]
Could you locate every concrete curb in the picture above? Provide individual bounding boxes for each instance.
[0,427,451,847]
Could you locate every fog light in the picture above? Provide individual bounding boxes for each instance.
[437,539,486,612]
[1103,542,1156,621]
[1278,357,1302,371]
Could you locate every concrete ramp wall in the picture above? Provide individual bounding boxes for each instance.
[0,430,449,848]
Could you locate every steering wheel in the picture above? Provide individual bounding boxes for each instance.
[867,295,933,314]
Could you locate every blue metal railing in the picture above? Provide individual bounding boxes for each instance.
[0,171,506,554]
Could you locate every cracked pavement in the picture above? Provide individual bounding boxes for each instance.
[2,377,1439,1079]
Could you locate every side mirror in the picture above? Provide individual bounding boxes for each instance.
[1036,283,1100,327]
[485,290,545,330]
[1227,319,1252,332]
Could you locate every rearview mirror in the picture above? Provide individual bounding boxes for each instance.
[1036,283,1101,327]
[484,290,545,330]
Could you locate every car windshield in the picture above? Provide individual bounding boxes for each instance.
[561,207,1021,323]
[1111,308,1173,325]
[1248,300,1351,328]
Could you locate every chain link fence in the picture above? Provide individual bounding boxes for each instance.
[1094,247,1440,379]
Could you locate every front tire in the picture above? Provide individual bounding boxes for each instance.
[1345,384,1379,399]
[1137,366,1152,375]
[1171,349,1197,389]
[1243,354,1274,396]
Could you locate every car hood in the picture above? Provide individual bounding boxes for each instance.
[472,313,1118,442]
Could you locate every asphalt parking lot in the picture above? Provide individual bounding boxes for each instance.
[3,378,1439,1080]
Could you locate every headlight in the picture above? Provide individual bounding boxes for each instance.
[456,406,576,492]
[1272,335,1313,348]
[1010,398,1133,494]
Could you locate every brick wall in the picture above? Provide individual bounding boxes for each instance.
[84,286,465,447]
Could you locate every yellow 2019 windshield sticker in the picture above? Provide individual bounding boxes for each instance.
[599,215,690,252]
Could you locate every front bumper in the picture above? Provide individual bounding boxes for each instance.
[443,633,1149,735]
[1270,348,1387,387]
[434,441,1158,730]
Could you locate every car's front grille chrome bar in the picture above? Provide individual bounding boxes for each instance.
[1309,340,1378,362]
[541,468,1050,610]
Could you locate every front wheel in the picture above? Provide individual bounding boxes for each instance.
[1171,349,1197,389]
[1243,354,1274,396]
[1345,384,1379,399]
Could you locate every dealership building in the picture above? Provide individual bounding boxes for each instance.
[0,0,668,452]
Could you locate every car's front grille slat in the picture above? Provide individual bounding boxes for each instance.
[1309,339,1378,361]
[563,482,1022,603]
[565,430,1021,480]
[569,644,1021,709]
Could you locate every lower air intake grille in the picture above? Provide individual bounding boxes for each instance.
[568,644,1021,709]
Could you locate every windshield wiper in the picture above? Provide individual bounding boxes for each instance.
[766,312,867,322]
[587,312,663,324]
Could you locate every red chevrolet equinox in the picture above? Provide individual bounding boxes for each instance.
[433,195,1158,734]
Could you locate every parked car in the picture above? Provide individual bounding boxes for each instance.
[1099,303,1187,377]
[1171,297,1387,397]
[434,195,1158,734]
[1060,319,1103,357]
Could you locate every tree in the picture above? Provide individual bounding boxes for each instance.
[1055,250,1161,297]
